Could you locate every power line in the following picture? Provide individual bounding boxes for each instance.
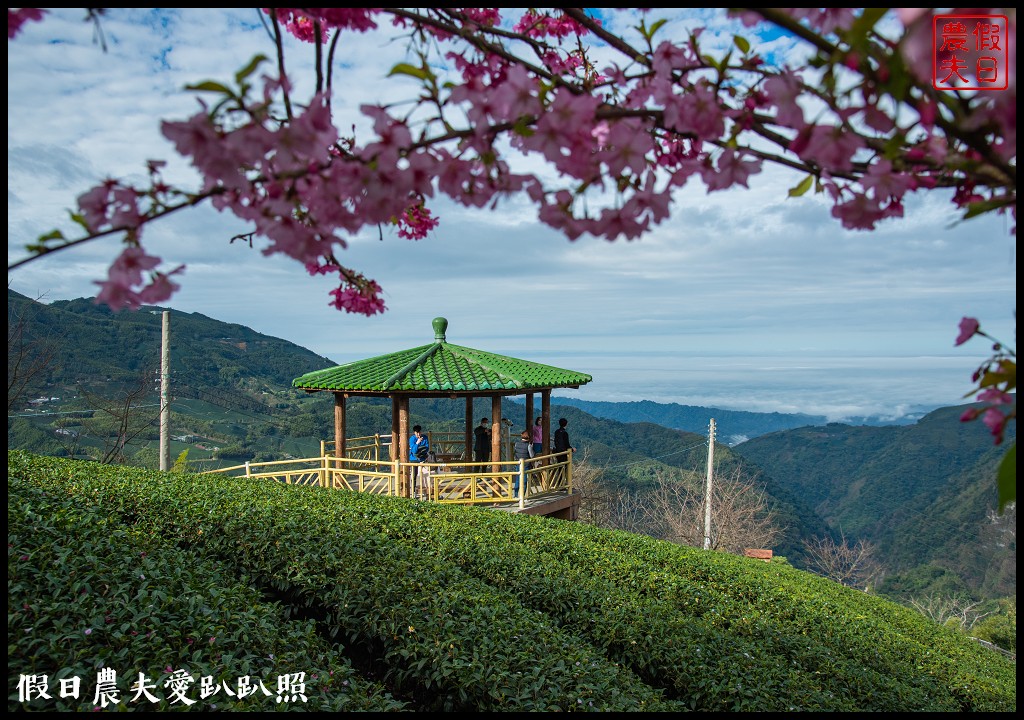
[598,439,709,471]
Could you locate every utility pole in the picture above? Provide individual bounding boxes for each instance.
[703,418,715,550]
[159,310,170,471]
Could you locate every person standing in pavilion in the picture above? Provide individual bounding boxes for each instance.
[513,429,535,498]
[553,417,575,457]
[473,417,491,462]
[408,425,430,497]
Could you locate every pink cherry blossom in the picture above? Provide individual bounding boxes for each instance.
[93,247,169,311]
[513,9,589,40]
[861,160,913,202]
[978,388,1014,406]
[459,8,501,28]
[955,317,981,346]
[329,281,386,315]
[763,74,805,129]
[829,193,887,231]
[790,125,864,174]
[107,247,160,287]
[8,7,45,39]
[395,202,440,240]
[138,268,184,305]
[982,407,1010,444]
[271,8,380,37]
[701,149,762,192]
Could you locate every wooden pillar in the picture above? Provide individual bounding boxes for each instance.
[490,395,501,468]
[333,393,346,458]
[525,392,534,442]
[464,396,474,461]
[398,397,410,497]
[390,396,401,461]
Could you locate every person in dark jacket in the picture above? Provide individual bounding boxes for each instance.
[553,417,575,455]
[473,417,491,462]
[512,429,535,497]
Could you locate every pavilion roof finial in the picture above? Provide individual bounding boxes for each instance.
[432,316,448,342]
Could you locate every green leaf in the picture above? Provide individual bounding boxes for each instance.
[962,198,1009,220]
[636,18,667,42]
[733,35,750,54]
[788,176,814,197]
[235,54,269,84]
[977,363,1015,388]
[996,443,1015,512]
[36,229,66,243]
[647,18,668,38]
[388,62,430,81]
[185,81,235,95]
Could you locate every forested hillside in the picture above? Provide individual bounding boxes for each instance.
[732,407,1016,600]
[8,289,337,413]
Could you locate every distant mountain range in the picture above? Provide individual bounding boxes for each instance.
[546,397,931,445]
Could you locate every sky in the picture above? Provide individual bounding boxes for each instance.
[7,8,1017,424]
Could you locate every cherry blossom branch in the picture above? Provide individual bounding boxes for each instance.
[8,193,215,272]
[560,8,650,66]
[8,8,1015,317]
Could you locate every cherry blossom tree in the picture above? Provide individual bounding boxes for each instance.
[954,316,1016,510]
[7,8,1016,500]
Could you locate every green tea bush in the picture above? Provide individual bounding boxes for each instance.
[8,451,1016,712]
[8,467,404,712]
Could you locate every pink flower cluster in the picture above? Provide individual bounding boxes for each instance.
[395,202,440,240]
[960,395,1015,446]
[329,281,386,315]
[306,260,386,315]
[94,247,184,312]
[513,9,591,39]
[264,8,381,42]
[955,317,1017,446]
[8,8,45,39]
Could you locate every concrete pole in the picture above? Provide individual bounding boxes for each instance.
[703,418,715,550]
[159,311,171,471]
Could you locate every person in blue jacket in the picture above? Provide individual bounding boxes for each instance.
[408,425,430,496]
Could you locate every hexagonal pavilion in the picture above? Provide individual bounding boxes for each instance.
[292,317,592,476]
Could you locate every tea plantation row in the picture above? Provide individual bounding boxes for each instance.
[8,451,1016,712]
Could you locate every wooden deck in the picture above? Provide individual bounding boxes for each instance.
[485,489,580,520]
[202,437,580,521]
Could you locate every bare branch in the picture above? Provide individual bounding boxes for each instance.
[802,529,881,589]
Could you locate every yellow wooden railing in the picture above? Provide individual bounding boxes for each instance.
[323,431,516,463]
[322,433,392,462]
[202,438,573,508]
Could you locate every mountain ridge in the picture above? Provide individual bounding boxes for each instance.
[8,289,1014,605]
[548,396,935,444]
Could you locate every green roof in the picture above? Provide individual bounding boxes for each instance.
[292,317,592,395]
